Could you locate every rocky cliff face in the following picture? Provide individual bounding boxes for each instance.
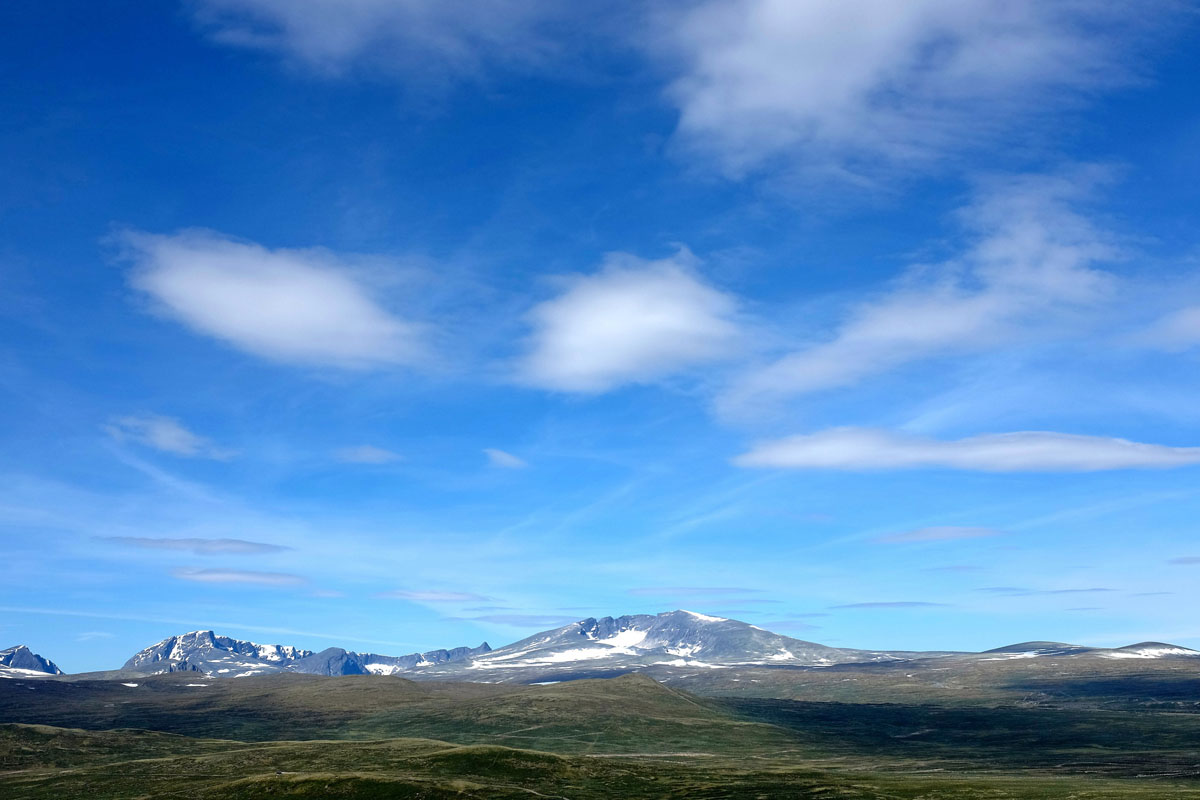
[0,645,63,677]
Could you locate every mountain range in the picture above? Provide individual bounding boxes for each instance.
[121,629,492,677]
[4,610,1198,682]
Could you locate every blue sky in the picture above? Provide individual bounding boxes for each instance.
[4,1,1200,672]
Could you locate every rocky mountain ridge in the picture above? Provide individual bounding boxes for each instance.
[8,610,1199,682]
[121,629,491,677]
[0,645,63,678]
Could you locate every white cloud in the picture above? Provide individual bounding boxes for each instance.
[101,536,290,554]
[105,415,233,459]
[376,590,489,602]
[660,0,1160,179]
[335,445,402,464]
[191,0,569,77]
[1138,306,1200,351]
[520,251,743,392]
[484,448,528,469]
[735,427,1200,472]
[172,568,306,586]
[121,229,421,369]
[720,172,1117,414]
[877,527,1002,543]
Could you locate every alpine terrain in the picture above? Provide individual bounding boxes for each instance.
[0,645,62,679]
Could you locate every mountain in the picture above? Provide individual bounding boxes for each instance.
[290,643,493,676]
[106,613,1200,683]
[122,629,490,677]
[412,610,955,682]
[970,640,1200,661]
[0,645,63,678]
[123,630,314,676]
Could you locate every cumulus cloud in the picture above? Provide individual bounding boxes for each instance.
[120,229,421,369]
[100,536,290,555]
[877,526,1003,543]
[721,172,1117,414]
[660,0,1163,179]
[335,445,402,464]
[520,251,743,392]
[172,568,306,586]
[190,0,581,78]
[484,448,528,469]
[376,590,490,602]
[105,415,233,459]
[736,428,1200,472]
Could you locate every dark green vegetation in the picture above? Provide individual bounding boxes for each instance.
[3,665,1200,798]
[665,652,1200,709]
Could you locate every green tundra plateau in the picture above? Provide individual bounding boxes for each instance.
[3,654,1200,798]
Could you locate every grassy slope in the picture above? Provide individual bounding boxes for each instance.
[5,723,1200,799]
[671,655,1200,710]
[3,669,1200,797]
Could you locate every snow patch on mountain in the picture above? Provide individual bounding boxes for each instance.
[1102,642,1200,659]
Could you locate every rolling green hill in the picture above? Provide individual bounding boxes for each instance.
[4,670,1200,798]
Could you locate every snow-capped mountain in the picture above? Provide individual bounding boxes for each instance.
[414,610,951,681]
[971,640,1200,661]
[288,643,492,676]
[0,645,63,678]
[122,630,490,677]
[124,630,315,676]
[1103,642,1200,659]
[89,614,1200,683]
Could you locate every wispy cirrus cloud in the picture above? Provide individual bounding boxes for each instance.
[105,415,233,459]
[172,568,306,586]
[484,448,528,469]
[100,536,291,555]
[627,586,763,598]
[660,1,1170,180]
[376,590,491,602]
[120,229,422,369]
[877,526,1003,543]
[760,619,821,632]
[830,601,950,609]
[456,613,580,627]
[978,586,1114,596]
[1169,556,1200,565]
[190,0,585,78]
[335,445,402,464]
[1137,306,1200,352]
[924,565,985,573]
[519,250,743,393]
[735,428,1200,472]
[720,172,1117,414]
